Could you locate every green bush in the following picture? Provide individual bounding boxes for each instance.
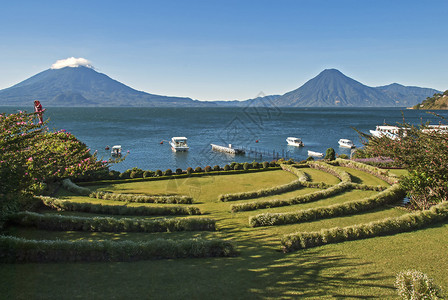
[308,161,351,183]
[395,270,444,299]
[0,236,237,262]
[234,164,242,171]
[109,170,121,179]
[89,191,193,204]
[281,201,448,252]
[223,165,230,171]
[306,156,314,161]
[40,196,201,216]
[262,161,269,169]
[155,170,163,176]
[219,179,302,202]
[195,167,202,173]
[9,211,217,233]
[176,168,183,175]
[243,162,250,170]
[252,162,260,169]
[186,167,193,175]
[164,169,173,176]
[325,148,336,161]
[336,159,397,184]
[213,165,220,171]
[143,170,154,178]
[338,154,349,159]
[230,162,237,168]
[249,184,405,227]
[204,166,212,172]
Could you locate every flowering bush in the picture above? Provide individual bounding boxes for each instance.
[358,120,448,209]
[0,111,108,218]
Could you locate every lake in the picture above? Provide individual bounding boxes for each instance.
[2,106,447,172]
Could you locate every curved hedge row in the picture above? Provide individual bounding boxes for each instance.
[230,182,353,212]
[79,167,282,186]
[89,191,193,204]
[307,161,351,183]
[336,159,398,184]
[0,236,237,262]
[218,179,302,202]
[40,196,201,216]
[249,184,405,227]
[9,212,216,233]
[280,164,310,182]
[62,178,91,196]
[281,201,448,252]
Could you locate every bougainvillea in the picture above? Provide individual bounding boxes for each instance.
[359,120,448,209]
[0,111,108,214]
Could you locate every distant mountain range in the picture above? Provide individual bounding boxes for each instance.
[0,66,440,107]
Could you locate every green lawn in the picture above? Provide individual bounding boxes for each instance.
[1,166,446,299]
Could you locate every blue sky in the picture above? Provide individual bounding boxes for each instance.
[0,0,447,101]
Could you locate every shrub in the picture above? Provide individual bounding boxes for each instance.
[118,172,130,179]
[269,161,277,167]
[0,235,237,262]
[223,165,230,171]
[195,167,202,173]
[262,161,269,169]
[143,170,154,178]
[306,156,314,161]
[213,165,220,171]
[155,170,163,176]
[252,162,260,169]
[89,191,193,204]
[325,148,336,161]
[164,169,173,176]
[204,166,212,172]
[243,162,250,170]
[338,154,349,159]
[61,178,91,196]
[281,201,448,252]
[234,164,242,171]
[219,179,302,202]
[108,170,121,179]
[395,270,444,300]
[230,162,237,168]
[186,167,193,175]
[176,168,183,175]
[9,211,217,233]
[40,196,201,216]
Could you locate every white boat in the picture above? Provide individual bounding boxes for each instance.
[169,137,189,152]
[369,125,403,140]
[308,150,324,157]
[286,137,304,147]
[338,139,356,148]
[111,145,122,156]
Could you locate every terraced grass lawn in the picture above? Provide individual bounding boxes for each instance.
[1,167,447,299]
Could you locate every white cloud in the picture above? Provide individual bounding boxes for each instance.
[51,57,94,69]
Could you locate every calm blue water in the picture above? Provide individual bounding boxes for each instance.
[2,106,448,172]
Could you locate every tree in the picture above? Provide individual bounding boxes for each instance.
[325,148,336,161]
[358,120,448,209]
[0,111,108,217]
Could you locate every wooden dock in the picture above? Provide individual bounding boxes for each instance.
[211,144,245,154]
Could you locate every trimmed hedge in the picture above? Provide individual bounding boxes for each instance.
[336,158,398,184]
[89,191,193,204]
[218,179,302,202]
[0,236,237,263]
[78,167,282,186]
[40,196,201,216]
[249,184,405,227]
[62,178,91,196]
[281,201,448,252]
[280,164,310,182]
[9,212,216,233]
[230,182,353,212]
[307,161,352,183]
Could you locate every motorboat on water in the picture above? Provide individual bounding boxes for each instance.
[286,137,304,147]
[169,137,189,152]
[338,139,356,148]
[308,150,324,157]
[111,145,122,156]
[369,125,405,140]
